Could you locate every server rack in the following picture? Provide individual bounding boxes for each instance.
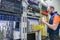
[21,0,42,40]
[0,0,23,40]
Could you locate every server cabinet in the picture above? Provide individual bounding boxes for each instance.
[0,0,23,40]
[0,11,21,40]
[0,0,23,15]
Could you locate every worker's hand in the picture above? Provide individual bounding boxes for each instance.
[42,17,47,24]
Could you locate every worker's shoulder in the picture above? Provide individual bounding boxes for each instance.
[53,14,60,20]
[53,14,60,23]
[54,14,60,18]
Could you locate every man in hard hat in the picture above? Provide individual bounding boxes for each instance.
[42,6,60,40]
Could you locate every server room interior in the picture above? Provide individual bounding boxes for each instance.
[0,0,60,40]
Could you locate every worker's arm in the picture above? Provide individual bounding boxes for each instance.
[42,15,59,30]
[44,21,58,30]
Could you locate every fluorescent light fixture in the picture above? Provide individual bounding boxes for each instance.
[40,0,48,6]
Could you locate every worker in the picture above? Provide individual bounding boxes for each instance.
[42,6,60,40]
